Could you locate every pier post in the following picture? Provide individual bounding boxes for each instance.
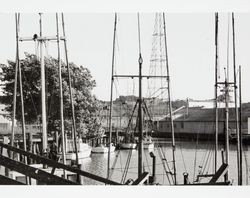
[149,152,156,184]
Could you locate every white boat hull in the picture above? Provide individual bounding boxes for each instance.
[63,142,92,160]
[143,142,154,150]
[65,149,91,160]
[119,143,137,149]
[91,146,115,154]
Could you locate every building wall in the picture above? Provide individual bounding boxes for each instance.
[158,120,248,135]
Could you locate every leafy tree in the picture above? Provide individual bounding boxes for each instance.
[0,53,103,138]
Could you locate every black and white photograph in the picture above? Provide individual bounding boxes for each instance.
[0,1,250,194]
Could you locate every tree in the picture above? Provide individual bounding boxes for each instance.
[0,53,103,138]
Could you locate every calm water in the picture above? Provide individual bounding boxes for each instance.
[79,140,250,185]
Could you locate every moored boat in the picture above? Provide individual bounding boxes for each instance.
[143,136,154,150]
[118,142,137,149]
[59,139,92,161]
[91,143,115,154]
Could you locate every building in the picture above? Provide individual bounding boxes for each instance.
[158,104,250,140]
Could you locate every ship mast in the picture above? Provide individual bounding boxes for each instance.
[107,13,117,179]
[111,13,169,179]
[137,13,144,177]
[163,13,177,185]
[232,13,241,185]
[56,14,66,178]
[61,13,79,166]
[39,13,48,155]
[214,12,219,173]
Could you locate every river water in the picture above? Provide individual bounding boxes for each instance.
[79,140,250,185]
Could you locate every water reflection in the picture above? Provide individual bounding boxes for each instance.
[79,140,250,185]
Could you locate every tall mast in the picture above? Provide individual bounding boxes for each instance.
[239,65,242,185]
[232,13,241,185]
[224,67,229,182]
[16,13,29,185]
[214,12,219,172]
[137,13,144,177]
[39,13,48,154]
[11,14,20,156]
[16,15,27,155]
[107,13,117,179]
[56,14,66,175]
[61,13,79,166]
[163,13,177,185]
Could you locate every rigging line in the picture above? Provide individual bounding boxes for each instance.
[201,144,214,176]
[144,150,151,174]
[21,66,39,117]
[179,144,187,172]
[157,143,174,184]
[147,84,167,99]
[153,87,168,100]
[243,147,249,185]
[192,122,202,182]
[109,150,121,179]
[198,126,215,172]
[156,145,172,184]
[121,149,133,184]
[207,146,214,174]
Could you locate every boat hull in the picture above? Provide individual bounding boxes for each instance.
[119,143,137,149]
[91,146,115,154]
[143,142,154,150]
[65,149,91,160]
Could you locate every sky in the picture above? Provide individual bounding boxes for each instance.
[0,12,250,103]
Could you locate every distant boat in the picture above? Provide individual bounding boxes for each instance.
[118,142,137,149]
[143,136,154,150]
[61,139,91,161]
[91,143,115,154]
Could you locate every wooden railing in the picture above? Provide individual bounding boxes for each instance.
[0,142,121,185]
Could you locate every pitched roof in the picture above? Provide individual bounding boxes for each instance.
[161,103,250,122]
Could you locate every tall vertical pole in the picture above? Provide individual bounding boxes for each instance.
[16,19,27,155]
[137,13,144,177]
[224,70,229,182]
[11,13,20,157]
[214,12,219,173]
[39,13,48,154]
[56,14,66,177]
[107,13,117,179]
[239,65,243,185]
[163,13,177,185]
[16,13,29,184]
[61,13,79,166]
[232,13,241,185]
